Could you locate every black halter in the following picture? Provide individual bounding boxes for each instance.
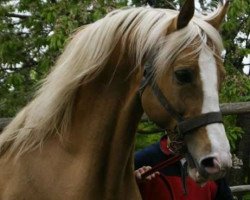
[139,63,223,138]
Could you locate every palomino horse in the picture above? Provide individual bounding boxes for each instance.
[0,0,231,199]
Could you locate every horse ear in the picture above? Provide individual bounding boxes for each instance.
[176,0,195,30]
[206,0,229,29]
[166,0,194,33]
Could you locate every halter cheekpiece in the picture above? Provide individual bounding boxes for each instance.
[139,63,223,139]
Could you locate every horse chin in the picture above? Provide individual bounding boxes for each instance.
[187,166,208,186]
[186,162,227,186]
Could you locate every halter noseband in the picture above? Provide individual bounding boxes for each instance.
[139,63,223,138]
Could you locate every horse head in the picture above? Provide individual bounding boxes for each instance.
[140,0,231,184]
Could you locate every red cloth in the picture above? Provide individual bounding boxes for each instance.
[138,174,218,200]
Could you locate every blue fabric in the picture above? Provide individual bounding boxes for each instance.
[135,142,165,169]
[215,179,233,200]
[135,142,182,176]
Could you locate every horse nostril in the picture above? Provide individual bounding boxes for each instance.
[201,157,215,168]
[200,157,221,174]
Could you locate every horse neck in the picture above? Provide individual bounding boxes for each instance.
[66,53,143,198]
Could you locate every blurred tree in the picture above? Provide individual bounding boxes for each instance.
[132,0,179,8]
[0,0,127,117]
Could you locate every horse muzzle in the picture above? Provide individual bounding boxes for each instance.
[187,152,232,184]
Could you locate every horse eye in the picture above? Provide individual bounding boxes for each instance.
[174,69,194,84]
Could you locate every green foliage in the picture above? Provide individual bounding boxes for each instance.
[218,0,250,152]
[0,0,126,117]
[222,0,250,74]
[135,121,164,150]
[131,0,180,9]
[137,121,162,134]
[220,66,250,151]
[135,132,164,151]
[220,68,250,103]
[243,193,250,200]
[224,115,244,151]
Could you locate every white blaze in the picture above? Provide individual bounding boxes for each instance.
[199,48,219,113]
[198,47,231,165]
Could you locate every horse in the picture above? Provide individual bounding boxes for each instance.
[0,0,231,199]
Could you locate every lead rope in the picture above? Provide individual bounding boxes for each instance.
[141,153,190,194]
[141,154,183,180]
[181,161,188,195]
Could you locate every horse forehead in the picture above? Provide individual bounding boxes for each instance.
[174,43,223,74]
[197,47,224,77]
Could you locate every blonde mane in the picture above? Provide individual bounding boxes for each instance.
[0,6,224,157]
